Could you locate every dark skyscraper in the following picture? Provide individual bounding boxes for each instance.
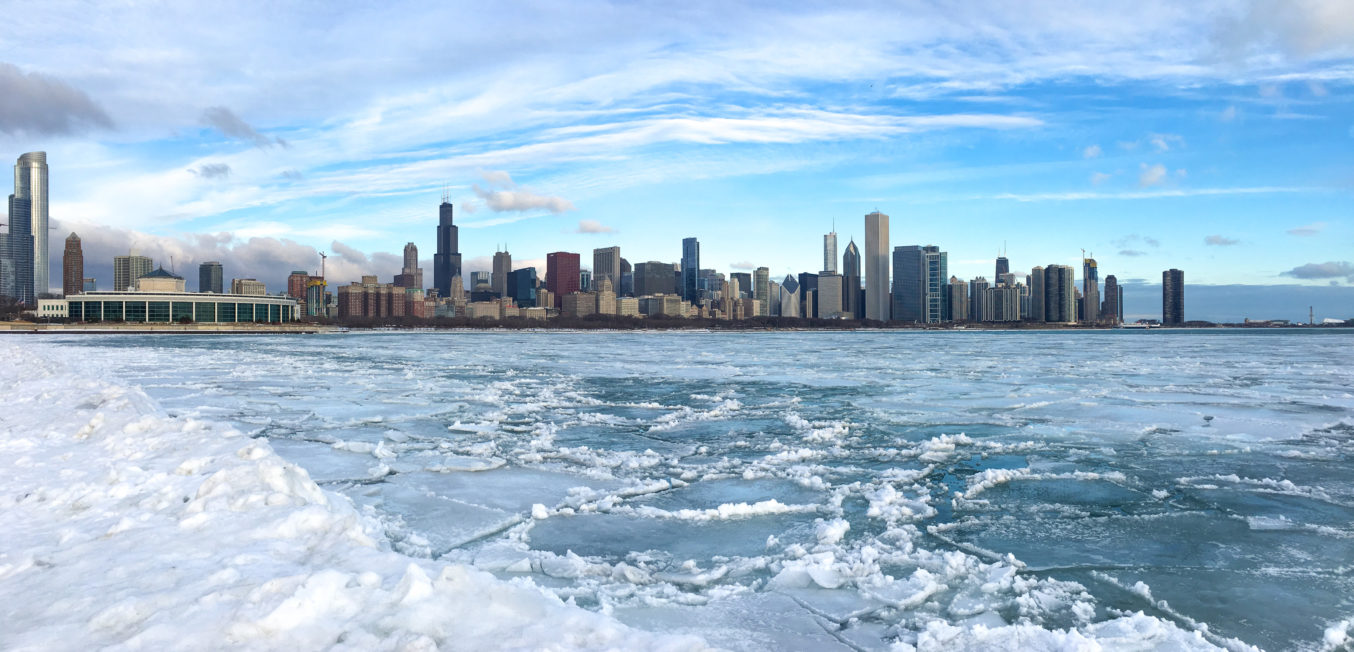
[2,194,34,304]
[681,237,700,305]
[433,194,461,297]
[546,251,580,308]
[634,261,676,297]
[995,255,1009,280]
[507,267,538,308]
[729,272,752,298]
[1163,269,1184,325]
[1102,274,1121,324]
[842,239,862,319]
[63,233,83,297]
[200,262,224,294]
[891,245,946,323]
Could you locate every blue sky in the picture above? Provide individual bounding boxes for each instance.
[1,1,1352,320]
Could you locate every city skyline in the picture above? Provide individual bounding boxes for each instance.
[0,3,1351,322]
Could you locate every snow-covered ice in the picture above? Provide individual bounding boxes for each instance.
[4,330,1353,650]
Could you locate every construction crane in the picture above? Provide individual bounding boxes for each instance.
[318,251,327,279]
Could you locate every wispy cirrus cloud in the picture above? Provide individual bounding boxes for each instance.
[202,106,287,148]
[1287,222,1326,236]
[1205,234,1240,246]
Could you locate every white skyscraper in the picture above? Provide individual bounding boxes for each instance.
[15,152,48,294]
[864,211,889,321]
[823,230,837,274]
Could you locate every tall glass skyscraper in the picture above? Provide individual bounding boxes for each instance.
[433,194,460,297]
[199,261,223,294]
[842,239,861,319]
[823,231,837,274]
[2,194,34,304]
[1082,258,1100,324]
[15,152,48,295]
[681,237,700,305]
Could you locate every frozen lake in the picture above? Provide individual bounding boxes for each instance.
[30,330,1354,650]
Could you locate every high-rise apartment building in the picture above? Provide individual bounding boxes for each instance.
[1,194,34,304]
[681,237,700,305]
[1102,274,1122,324]
[286,270,310,298]
[1042,264,1076,323]
[593,246,620,290]
[1082,258,1100,324]
[1163,269,1184,325]
[546,252,580,308]
[433,195,461,297]
[823,230,837,274]
[842,239,862,319]
[114,253,153,292]
[1028,266,1045,322]
[947,277,968,322]
[15,152,48,294]
[969,277,990,322]
[62,233,83,297]
[995,255,1009,281]
[200,261,224,294]
[491,249,512,297]
[864,212,889,321]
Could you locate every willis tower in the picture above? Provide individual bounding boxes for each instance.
[433,191,461,297]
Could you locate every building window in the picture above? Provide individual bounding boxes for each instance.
[104,301,124,321]
[69,301,84,321]
[269,305,280,323]
[238,303,254,321]
[219,302,236,323]
[125,301,147,322]
[148,301,170,322]
[84,301,102,321]
[172,302,193,322]
[194,302,215,322]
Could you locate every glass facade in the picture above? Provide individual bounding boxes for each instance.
[62,294,295,324]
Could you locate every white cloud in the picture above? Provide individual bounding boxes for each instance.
[1090,171,1111,185]
[730,261,756,270]
[576,219,614,234]
[1220,105,1238,122]
[1149,133,1183,153]
[1204,234,1240,246]
[1139,163,1168,187]
[1287,222,1326,236]
[1083,144,1102,159]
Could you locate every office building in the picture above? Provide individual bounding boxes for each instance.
[507,267,538,308]
[62,233,83,297]
[947,277,968,322]
[1102,275,1122,324]
[578,269,592,292]
[1163,269,1184,325]
[891,245,947,323]
[1082,257,1100,325]
[995,255,1009,280]
[864,211,889,321]
[396,243,425,290]
[546,252,580,308]
[817,272,843,318]
[200,262,225,294]
[779,275,801,318]
[231,278,266,296]
[681,237,700,304]
[620,258,633,296]
[593,246,620,290]
[798,272,818,318]
[842,240,862,319]
[730,272,752,299]
[754,267,770,316]
[433,194,461,297]
[114,253,153,293]
[484,249,509,297]
[1,194,34,304]
[15,152,48,295]
[634,261,676,297]
[823,230,837,274]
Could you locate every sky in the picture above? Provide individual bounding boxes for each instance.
[1,1,1352,322]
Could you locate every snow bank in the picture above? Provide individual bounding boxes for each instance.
[0,342,706,651]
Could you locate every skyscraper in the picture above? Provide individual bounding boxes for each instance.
[778,274,800,318]
[507,267,538,308]
[1163,269,1184,325]
[947,277,968,322]
[823,230,837,274]
[995,255,1009,281]
[1028,266,1045,322]
[754,267,770,316]
[15,152,48,294]
[634,261,676,297]
[546,251,580,308]
[492,249,512,297]
[681,237,700,305]
[201,262,225,294]
[1102,274,1122,325]
[396,242,424,290]
[969,277,990,322]
[842,239,862,319]
[1082,257,1100,324]
[593,246,620,290]
[433,195,460,297]
[730,272,752,298]
[114,253,153,292]
[1,194,34,304]
[864,212,889,321]
[62,233,83,297]
[817,272,843,318]
[891,245,947,323]
[287,270,309,298]
[1042,264,1076,323]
